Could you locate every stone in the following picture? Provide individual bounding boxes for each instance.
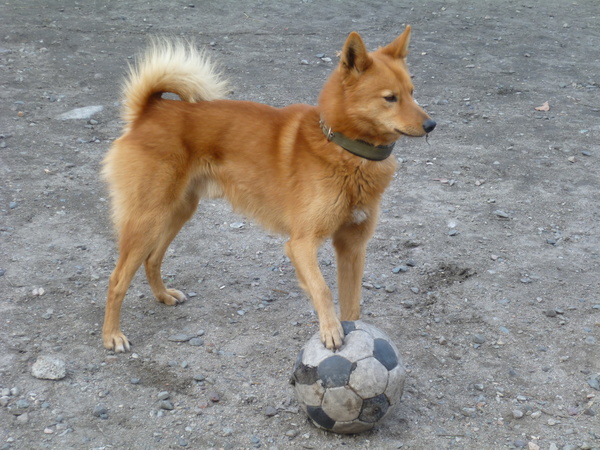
[56,105,103,120]
[31,356,67,380]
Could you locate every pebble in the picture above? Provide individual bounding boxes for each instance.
[188,338,204,346]
[92,403,108,419]
[472,334,486,344]
[392,265,409,273]
[56,105,103,120]
[512,409,524,419]
[208,392,220,403]
[167,334,194,342]
[494,210,510,218]
[285,429,299,438]
[157,391,170,400]
[587,375,600,390]
[461,407,476,417]
[160,400,174,410]
[448,229,459,236]
[31,355,67,380]
[410,287,420,294]
[264,406,278,417]
[130,378,141,385]
[384,284,396,293]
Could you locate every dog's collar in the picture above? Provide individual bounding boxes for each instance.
[319,116,395,161]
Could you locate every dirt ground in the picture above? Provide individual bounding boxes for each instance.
[1,1,599,449]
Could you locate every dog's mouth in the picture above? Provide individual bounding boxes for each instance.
[394,128,432,139]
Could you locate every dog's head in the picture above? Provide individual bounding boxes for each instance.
[319,26,435,146]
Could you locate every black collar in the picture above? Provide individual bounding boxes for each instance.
[319,116,395,161]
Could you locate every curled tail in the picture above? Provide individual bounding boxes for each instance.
[121,38,229,125]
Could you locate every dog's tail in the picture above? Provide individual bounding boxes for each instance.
[121,38,229,125]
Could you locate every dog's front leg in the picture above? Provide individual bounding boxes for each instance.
[333,216,377,322]
[285,237,344,350]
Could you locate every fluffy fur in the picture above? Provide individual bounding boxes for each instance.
[102,27,435,352]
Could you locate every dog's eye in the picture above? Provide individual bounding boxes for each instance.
[384,95,397,103]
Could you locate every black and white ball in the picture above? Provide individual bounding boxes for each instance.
[292,320,406,434]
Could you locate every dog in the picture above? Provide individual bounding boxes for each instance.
[101,26,435,353]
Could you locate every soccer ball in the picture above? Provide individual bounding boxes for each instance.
[291,320,406,434]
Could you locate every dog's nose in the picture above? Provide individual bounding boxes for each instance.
[423,119,436,133]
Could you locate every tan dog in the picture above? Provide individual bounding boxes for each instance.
[102,26,435,352]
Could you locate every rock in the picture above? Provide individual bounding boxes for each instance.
[472,334,486,344]
[92,403,108,419]
[264,406,278,416]
[167,334,194,342]
[31,355,67,380]
[587,374,600,390]
[157,391,170,400]
[494,210,510,219]
[56,105,103,120]
[188,337,204,346]
[159,400,174,410]
[392,265,409,273]
[512,409,524,419]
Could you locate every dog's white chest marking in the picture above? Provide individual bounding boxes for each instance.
[351,208,368,224]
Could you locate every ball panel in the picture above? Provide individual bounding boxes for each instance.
[294,381,325,408]
[306,405,336,430]
[341,321,356,335]
[337,330,374,362]
[321,386,363,422]
[373,338,398,370]
[354,320,387,338]
[385,364,407,406]
[301,333,334,366]
[349,357,389,399]
[358,393,390,423]
[317,355,354,388]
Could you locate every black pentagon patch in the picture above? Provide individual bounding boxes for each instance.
[341,321,356,336]
[359,393,390,423]
[318,355,353,388]
[373,338,398,370]
[307,405,336,430]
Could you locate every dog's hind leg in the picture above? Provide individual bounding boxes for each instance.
[144,191,200,306]
[103,226,154,352]
[102,190,199,352]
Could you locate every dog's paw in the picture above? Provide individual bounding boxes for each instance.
[320,319,345,350]
[103,331,131,353]
[157,289,187,306]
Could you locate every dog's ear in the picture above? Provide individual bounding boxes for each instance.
[341,32,372,74]
[381,25,412,60]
